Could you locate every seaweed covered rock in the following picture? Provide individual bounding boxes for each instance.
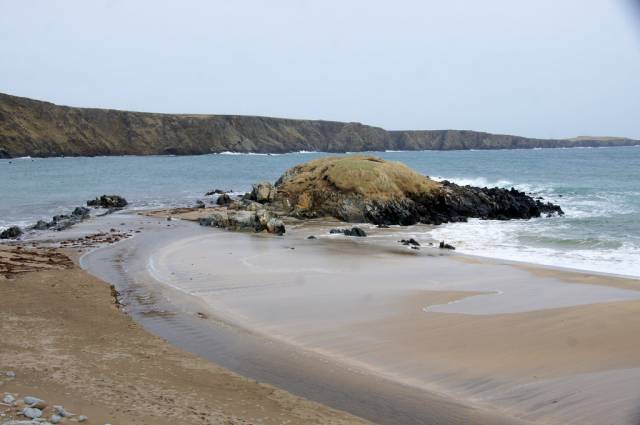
[272,156,563,225]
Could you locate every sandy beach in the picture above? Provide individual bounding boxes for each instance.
[0,243,370,425]
[82,209,640,424]
[3,209,640,425]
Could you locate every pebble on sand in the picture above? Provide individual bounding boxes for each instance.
[21,406,42,419]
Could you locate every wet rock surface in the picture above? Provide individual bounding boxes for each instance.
[270,156,564,226]
[329,227,367,237]
[0,226,22,239]
[86,194,128,209]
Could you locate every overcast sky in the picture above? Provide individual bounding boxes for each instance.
[1,0,640,138]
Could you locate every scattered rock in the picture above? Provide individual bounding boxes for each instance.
[216,193,232,206]
[399,238,420,246]
[199,209,285,234]
[249,182,276,203]
[21,407,42,419]
[86,194,128,209]
[266,218,285,235]
[71,206,91,218]
[52,405,73,417]
[439,241,455,250]
[330,227,367,237]
[307,235,317,239]
[78,415,88,422]
[49,414,62,424]
[33,220,49,230]
[2,395,15,405]
[5,372,15,378]
[0,226,22,239]
[377,224,390,228]
[110,285,121,308]
[22,397,47,409]
[205,189,228,196]
[195,200,205,209]
[29,206,93,232]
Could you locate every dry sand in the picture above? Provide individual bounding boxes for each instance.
[0,246,369,425]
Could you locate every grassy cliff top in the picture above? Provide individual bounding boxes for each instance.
[276,156,440,201]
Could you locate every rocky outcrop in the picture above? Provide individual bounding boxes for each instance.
[1,92,637,157]
[249,182,277,203]
[86,194,128,209]
[30,206,92,232]
[215,193,232,205]
[0,226,23,239]
[199,208,285,235]
[271,156,563,226]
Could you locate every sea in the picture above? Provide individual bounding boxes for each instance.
[1,146,639,278]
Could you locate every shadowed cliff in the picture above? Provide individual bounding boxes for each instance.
[1,92,637,158]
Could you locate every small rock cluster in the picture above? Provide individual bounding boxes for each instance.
[248,182,277,204]
[1,194,128,240]
[1,372,103,425]
[31,207,91,233]
[86,195,128,209]
[199,207,285,235]
[204,188,231,196]
[399,238,420,247]
[439,241,455,250]
[0,227,22,240]
[329,227,367,237]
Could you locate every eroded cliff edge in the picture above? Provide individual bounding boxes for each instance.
[1,92,637,158]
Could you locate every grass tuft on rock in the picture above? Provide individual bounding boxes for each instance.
[277,156,440,202]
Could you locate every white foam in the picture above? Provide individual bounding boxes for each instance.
[432,176,514,189]
[429,219,640,278]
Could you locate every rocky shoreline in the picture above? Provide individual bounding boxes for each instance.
[189,156,563,236]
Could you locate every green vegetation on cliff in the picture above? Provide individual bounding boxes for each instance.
[0,92,637,158]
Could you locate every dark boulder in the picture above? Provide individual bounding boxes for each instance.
[195,200,206,208]
[400,238,420,246]
[0,226,23,239]
[216,193,232,205]
[87,195,128,209]
[439,241,455,250]
[205,189,230,196]
[249,182,276,203]
[72,206,91,218]
[33,220,49,230]
[330,227,367,237]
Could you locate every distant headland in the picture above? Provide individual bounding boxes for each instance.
[1,92,638,158]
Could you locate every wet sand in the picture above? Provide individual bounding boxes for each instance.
[80,213,525,425]
[0,244,371,424]
[80,211,640,425]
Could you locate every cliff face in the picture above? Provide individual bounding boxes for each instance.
[0,92,637,158]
